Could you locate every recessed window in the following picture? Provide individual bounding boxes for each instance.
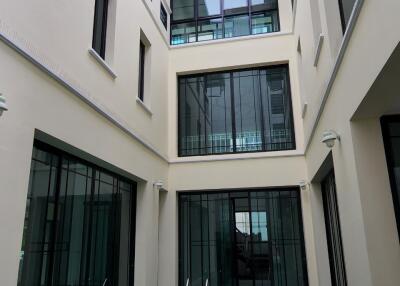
[321,171,348,286]
[338,0,357,33]
[92,0,110,59]
[17,142,137,286]
[171,0,280,45]
[178,65,295,157]
[381,115,400,240]
[138,40,146,101]
[160,3,168,30]
[179,189,309,286]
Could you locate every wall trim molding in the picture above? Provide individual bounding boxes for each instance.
[304,0,365,153]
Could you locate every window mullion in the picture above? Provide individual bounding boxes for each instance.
[230,72,237,153]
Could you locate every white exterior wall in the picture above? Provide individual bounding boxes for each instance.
[1,0,400,285]
[0,0,170,285]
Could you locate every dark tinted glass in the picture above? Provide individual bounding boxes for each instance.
[138,41,146,101]
[338,0,356,32]
[173,0,195,20]
[179,189,308,286]
[381,116,400,241]
[160,3,168,29]
[18,143,137,286]
[178,66,295,156]
[92,0,109,58]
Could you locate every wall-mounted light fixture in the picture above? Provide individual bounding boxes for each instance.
[0,94,8,117]
[299,180,308,190]
[153,180,164,190]
[322,130,340,148]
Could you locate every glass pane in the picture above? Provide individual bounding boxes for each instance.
[172,22,196,45]
[179,190,307,286]
[251,0,278,11]
[339,0,357,29]
[224,0,248,15]
[260,68,295,151]
[233,70,263,152]
[251,11,278,35]
[198,18,223,42]
[199,0,221,17]
[18,150,59,286]
[92,0,108,57]
[18,145,136,286]
[224,14,250,38]
[205,73,233,154]
[172,0,195,20]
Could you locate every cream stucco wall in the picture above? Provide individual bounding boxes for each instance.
[295,0,400,285]
[0,0,170,285]
[1,0,400,285]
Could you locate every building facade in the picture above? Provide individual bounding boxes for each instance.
[0,0,399,285]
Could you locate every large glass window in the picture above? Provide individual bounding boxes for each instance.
[171,0,279,45]
[178,65,295,156]
[17,142,137,286]
[179,189,309,286]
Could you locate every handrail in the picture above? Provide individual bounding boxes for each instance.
[186,278,190,286]
[102,278,108,286]
[205,278,209,286]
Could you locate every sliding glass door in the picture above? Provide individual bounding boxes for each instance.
[179,189,308,286]
[17,141,136,286]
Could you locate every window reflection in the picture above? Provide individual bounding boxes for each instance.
[171,0,280,45]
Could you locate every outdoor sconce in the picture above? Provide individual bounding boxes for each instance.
[299,180,308,191]
[322,130,340,148]
[153,180,164,190]
[0,94,8,117]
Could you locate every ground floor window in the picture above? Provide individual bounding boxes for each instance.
[321,171,347,286]
[381,115,400,240]
[17,141,137,286]
[179,189,308,286]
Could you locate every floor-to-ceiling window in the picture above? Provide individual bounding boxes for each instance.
[321,171,347,286]
[171,0,280,45]
[179,189,308,286]
[381,115,400,240]
[17,141,137,286]
[178,65,295,157]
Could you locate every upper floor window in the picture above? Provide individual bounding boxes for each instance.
[92,0,110,59]
[161,3,168,30]
[138,40,146,101]
[338,0,356,32]
[178,65,295,157]
[171,0,280,45]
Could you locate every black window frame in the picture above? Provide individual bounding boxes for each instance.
[381,115,400,241]
[161,3,169,30]
[177,64,296,157]
[138,41,146,102]
[170,0,280,45]
[92,0,109,59]
[178,187,309,286]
